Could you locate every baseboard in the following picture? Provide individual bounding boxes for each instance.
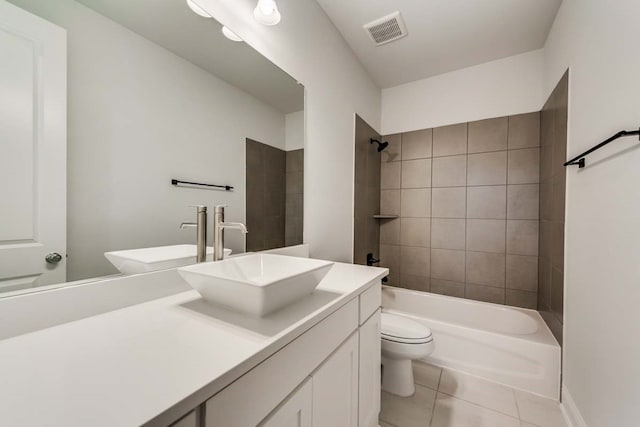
[560,384,588,427]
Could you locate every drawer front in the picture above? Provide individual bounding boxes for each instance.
[205,299,359,426]
[359,282,382,325]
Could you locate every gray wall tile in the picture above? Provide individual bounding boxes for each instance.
[508,112,540,149]
[246,139,288,252]
[507,184,539,220]
[382,134,402,162]
[380,218,400,245]
[466,219,506,253]
[400,246,430,277]
[401,188,431,217]
[430,279,466,298]
[354,115,381,264]
[467,186,507,219]
[465,283,505,304]
[381,161,401,189]
[432,155,467,187]
[538,71,568,344]
[466,251,506,287]
[506,289,537,309]
[431,249,466,282]
[401,159,432,188]
[400,218,431,247]
[468,117,508,153]
[508,148,540,184]
[380,244,400,285]
[431,218,466,250]
[432,187,466,218]
[399,274,430,292]
[380,111,543,310]
[433,123,467,157]
[506,255,538,292]
[506,220,539,256]
[286,149,304,173]
[381,190,401,216]
[467,151,508,185]
[401,129,432,160]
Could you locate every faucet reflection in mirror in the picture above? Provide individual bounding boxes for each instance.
[214,205,248,261]
[180,205,208,263]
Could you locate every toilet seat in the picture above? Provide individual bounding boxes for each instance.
[381,312,433,344]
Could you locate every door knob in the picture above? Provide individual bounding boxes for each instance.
[45,252,63,264]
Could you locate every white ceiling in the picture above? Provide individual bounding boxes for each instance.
[76,0,304,114]
[316,0,562,88]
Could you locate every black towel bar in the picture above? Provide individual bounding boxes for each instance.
[564,128,640,168]
[171,179,233,191]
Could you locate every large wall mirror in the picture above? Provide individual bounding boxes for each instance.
[1,0,304,296]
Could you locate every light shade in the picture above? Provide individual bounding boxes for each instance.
[253,0,281,26]
[222,26,243,42]
[186,0,211,18]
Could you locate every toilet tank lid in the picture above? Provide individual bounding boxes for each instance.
[381,312,432,340]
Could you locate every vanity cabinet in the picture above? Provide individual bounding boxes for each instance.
[359,309,381,427]
[170,410,198,427]
[199,282,381,427]
[259,379,312,427]
[312,333,359,426]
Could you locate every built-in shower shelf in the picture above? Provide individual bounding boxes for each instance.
[373,215,399,219]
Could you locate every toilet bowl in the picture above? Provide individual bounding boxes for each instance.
[381,312,434,397]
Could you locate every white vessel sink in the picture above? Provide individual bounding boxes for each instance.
[105,245,232,274]
[177,254,334,316]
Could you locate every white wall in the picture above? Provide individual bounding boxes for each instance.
[197,0,381,262]
[543,1,640,426]
[381,49,545,135]
[285,110,304,151]
[9,0,286,280]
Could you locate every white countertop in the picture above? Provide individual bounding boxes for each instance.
[0,262,386,427]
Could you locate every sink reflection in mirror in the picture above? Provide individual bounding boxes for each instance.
[104,245,233,275]
[1,0,304,296]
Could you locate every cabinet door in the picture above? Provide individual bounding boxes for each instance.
[312,332,358,427]
[170,409,198,427]
[359,309,381,427]
[260,378,312,427]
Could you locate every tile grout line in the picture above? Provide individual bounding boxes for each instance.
[428,130,433,291]
[463,122,469,294]
[436,390,522,422]
[504,117,510,305]
[428,368,443,427]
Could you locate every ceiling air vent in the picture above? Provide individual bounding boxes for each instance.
[363,11,408,46]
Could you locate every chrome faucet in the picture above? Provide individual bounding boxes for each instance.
[213,205,248,261]
[180,205,207,263]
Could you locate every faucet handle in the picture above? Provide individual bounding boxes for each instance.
[214,204,227,214]
[189,205,207,213]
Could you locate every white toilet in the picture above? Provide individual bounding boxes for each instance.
[381,312,434,397]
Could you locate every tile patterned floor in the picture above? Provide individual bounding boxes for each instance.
[380,361,568,427]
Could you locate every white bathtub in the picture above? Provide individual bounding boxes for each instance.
[382,286,561,399]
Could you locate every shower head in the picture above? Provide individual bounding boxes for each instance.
[370,138,389,152]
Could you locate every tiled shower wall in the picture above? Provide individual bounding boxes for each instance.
[285,149,304,246]
[538,71,568,344]
[379,113,541,308]
[246,139,303,252]
[353,115,381,265]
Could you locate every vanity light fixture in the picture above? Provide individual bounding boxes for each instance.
[222,26,243,42]
[186,0,212,18]
[253,0,281,26]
